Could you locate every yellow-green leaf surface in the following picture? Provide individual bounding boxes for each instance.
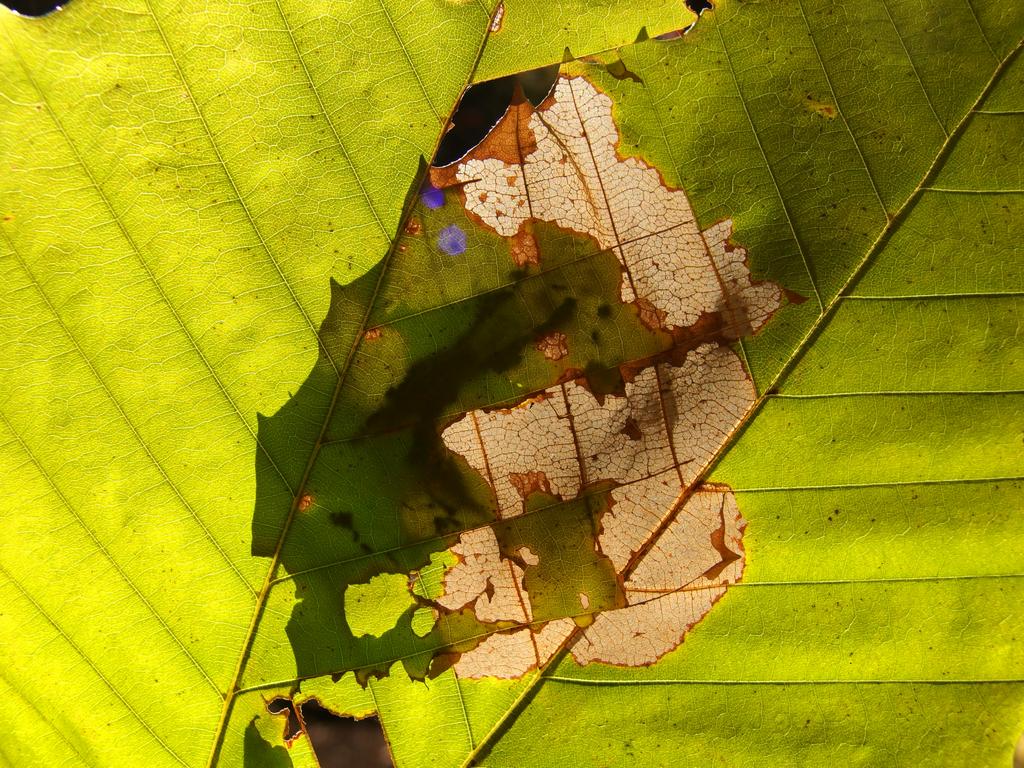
[1,0,1021,766]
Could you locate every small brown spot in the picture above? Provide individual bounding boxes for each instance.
[297,494,314,512]
[363,327,382,341]
[506,175,518,186]
[805,94,837,119]
[478,192,489,203]
[405,218,422,236]
[634,297,667,330]
[784,287,808,305]
[510,228,540,267]
[508,470,552,499]
[619,417,643,441]
[535,331,568,361]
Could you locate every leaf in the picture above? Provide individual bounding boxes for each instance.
[0,1,1021,768]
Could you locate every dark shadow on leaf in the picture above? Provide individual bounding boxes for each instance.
[243,718,293,768]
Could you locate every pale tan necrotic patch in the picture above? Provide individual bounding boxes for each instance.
[414,72,785,677]
[432,523,578,679]
[453,627,536,679]
[443,397,578,519]
[535,331,568,361]
[574,487,745,666]
[443,76,781,332]
[440,343,754,520]
[440,482,747,677]
[453,619,576,680]
[436,527,527,623]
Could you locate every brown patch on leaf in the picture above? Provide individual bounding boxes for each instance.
[443,344,755,522]
[634,297,667,330]
[572,487,746,666]
[436,527,528,622]
[431,91,558,266]
[805,93,837,119]
[454,618,577,679]
[363,327,382,342]
[297,494,314,512]
[510,225,540,266]
[508,470,553,499]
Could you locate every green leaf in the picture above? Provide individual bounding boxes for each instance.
[1,0,1021,767]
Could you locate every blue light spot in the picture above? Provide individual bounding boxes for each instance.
[438,224,467,256]
[421,183,445,210]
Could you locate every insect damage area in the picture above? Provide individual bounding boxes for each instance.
[250,60,793,690]
[420,71,782,674]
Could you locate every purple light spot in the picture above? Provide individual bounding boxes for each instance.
[438,224,467,256]
[421,183,445,210]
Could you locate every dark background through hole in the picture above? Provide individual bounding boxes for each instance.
[303,701,393,768]
[2,0,64,16]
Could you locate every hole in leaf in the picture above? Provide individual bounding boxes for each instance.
[686,0,713,16]
[1,0,66,16]
[302,700,393,768]
[657,0,713,39]
[266,697,303,745]
[433,63,560,167]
